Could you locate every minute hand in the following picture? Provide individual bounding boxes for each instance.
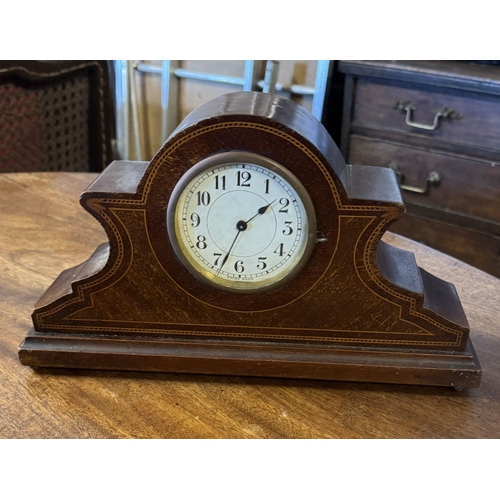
[217,229,242,275]
[244,199,276,224]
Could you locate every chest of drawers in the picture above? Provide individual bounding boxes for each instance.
[338,60,500,278]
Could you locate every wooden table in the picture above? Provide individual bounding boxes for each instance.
[2,172,500,438]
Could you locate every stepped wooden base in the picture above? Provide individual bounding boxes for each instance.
[19,329,481,388]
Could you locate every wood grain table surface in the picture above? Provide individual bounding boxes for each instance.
[1,172,500,439]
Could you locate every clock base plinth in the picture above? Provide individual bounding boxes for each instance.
[19,329,481,388]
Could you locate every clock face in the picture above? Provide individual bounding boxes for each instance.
[167,152,316,293]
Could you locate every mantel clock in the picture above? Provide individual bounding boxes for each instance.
[19,91,481,389]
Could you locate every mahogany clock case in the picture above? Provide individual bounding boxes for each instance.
[18,91,481,389]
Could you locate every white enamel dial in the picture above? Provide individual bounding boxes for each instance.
[167,152,316,293]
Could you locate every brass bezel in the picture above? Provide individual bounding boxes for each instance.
[166,152,317,294]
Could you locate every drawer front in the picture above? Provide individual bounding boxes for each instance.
[353,79,500,151]
[348,135,500,223]
[390,214,500,278]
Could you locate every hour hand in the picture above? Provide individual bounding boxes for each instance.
[245,199,276,224]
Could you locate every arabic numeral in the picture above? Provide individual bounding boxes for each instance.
[190,213,201,227]
[257,257,267,270]
[279,198,290,213]
[196,191,211,206]
[196,235,207,250]
[215,175,226,190]
[234,260,244,273]
[282,221,293,235]
[236,170,251,187]
[274,243,285,257]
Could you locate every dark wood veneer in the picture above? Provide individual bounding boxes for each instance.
[19,91,481,387]
[339,60,500,279]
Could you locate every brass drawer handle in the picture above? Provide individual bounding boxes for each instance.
[388,162,441,194]
[395,101,462,131]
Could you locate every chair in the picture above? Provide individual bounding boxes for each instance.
[0,60,113,173]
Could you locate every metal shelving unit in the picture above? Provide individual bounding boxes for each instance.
[113,60,331,160]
